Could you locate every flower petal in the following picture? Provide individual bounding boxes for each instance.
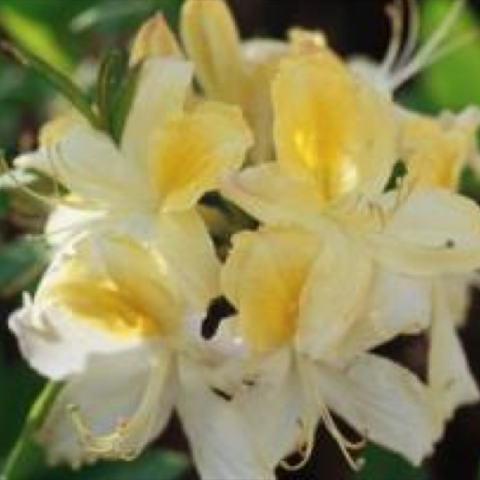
[156,209,220,313]
[8,234,185,381]
[45,205,106,247]
[272,52,396,201]
[121,58,193,165]
[9,295,137,380]
[367,189,480,274]
[316,353,440,465]
[296,235,373,362]
[429,281,479,424]
[177,358,275,480]
[222,228,320,353]
[221,163,324,229]
[339,268,432,359]
[16,123,151,208]
[241,40,287,164]
[130,13,183,65]
[400,107,480,189]
[37,347,174,467]
[180,0,245,103]
[94,235,184,335]
[150,102,252,212]
[232,349,301,467]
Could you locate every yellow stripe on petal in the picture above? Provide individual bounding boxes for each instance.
[273,52,397,202]
[97,237,182,335]
[45,277,163,339]
[150,102,252,212]
[273,52,357,200]
[222,228,319,353]
[40,238,180,339]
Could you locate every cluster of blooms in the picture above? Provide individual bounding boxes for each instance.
[6,0,480,478]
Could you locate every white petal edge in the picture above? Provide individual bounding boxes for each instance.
[315,353,440,466]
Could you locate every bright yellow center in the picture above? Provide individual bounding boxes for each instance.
[274,51,361,203]
[224,229,319,352]
[41,258,166,339]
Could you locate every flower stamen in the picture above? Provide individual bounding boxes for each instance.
[67,357,167,461]
[289,359,366,472]
[389,0,465,89]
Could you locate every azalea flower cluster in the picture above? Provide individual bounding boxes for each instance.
[6,1,480,479]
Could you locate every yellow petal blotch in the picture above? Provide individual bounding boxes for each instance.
[222,228,319,353]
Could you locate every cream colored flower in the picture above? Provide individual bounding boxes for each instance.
[180,0,330,164]
[400,107,480,188]
[128,1,331,166]
[222,51,480,278]
[17,58,251,216]
[220,227,441,470]
[14,56,252,310]
[10,234,273,479]
[221,52,480,438]
[180,0,282,163]
[390,106,480,424]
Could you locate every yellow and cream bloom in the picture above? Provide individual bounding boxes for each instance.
[15,57,252,216]
[180,0,330,164]
[221,228,441,469]
[222,50,480,430]
[387,106,480,423]
[399,107,480,189]
[9,235,273,479]
[180,0,280,164]
[222,50,480,277]
[347,0,480,425]
[14,56,252,310]
[128,0,331,166]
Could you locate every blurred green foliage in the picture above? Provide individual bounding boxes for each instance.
[357,444,428,480]
[418,0,480,110]
[0,0,183,150]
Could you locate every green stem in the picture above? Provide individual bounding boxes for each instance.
[1,382,61,480]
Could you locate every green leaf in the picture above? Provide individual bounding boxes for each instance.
[71,0,158,32]
[110,64,142,143]
[44,450,189,480]
[0,3,72,73]
[1,43,101,129]
[460,166,480,200]
[0,354,44,458]
[1,382,62,480]
[0,192,9,219]
[96,48,129,136]
[418,0,480,109]
[356,444,427,480]
[0,238,48,298]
